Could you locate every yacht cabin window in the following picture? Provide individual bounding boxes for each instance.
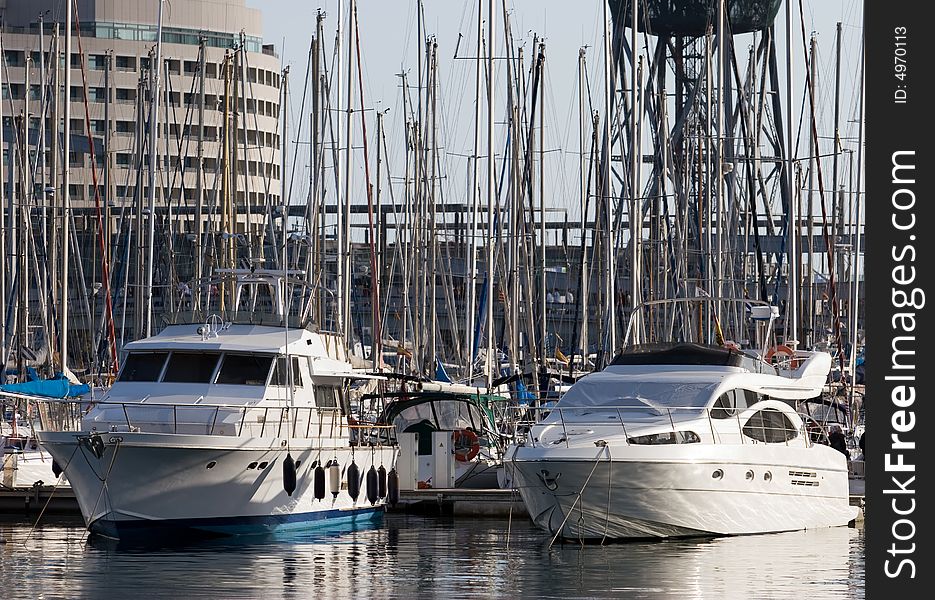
[742,408,799,443]
[314,386,343,412]
[118,352,169,382]
[162,352,221,383]
[711,389,757,419]
[215,354,274,386]
[270,356,303,387]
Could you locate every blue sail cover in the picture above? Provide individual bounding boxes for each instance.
[434,358,453,383]
[0,373,91,398]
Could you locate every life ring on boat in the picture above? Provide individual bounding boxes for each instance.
[452,428,480,462]
[765,344,800,369]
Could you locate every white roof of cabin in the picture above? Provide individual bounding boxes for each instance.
[124,324,345,360]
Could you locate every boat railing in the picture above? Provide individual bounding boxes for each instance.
[28,399,396,445]
[508,405,817,450]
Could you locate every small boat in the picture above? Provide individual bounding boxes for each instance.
[506,298,858,540]
[34,270,397,540]
[369,378,512,489]
[3,372,91,489]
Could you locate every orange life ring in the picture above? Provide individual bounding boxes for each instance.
[452,428,480,462]
[765,344,800,369]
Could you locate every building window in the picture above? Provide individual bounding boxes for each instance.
[4,50,25,67]
[116,55,136,71]
[88,87,107,103]
[115,88,136,103]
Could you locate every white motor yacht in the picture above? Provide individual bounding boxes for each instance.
[34,270,397,540]
[506,298,858,540]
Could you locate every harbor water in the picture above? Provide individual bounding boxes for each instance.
[0,513,864,598]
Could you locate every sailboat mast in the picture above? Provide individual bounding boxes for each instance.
[784,0,798,347]
[806,33,817,348]
[577,47,588,363]
[61,0,73,368]
[628,0,640,347]
[334,0,345,346]
[0,30,6,370]
[143,0,166,337]
[342,0,355,348]
[538,42,546,374]
[195,38,206,311]
[600,0,614,359]
[847,44,864,424]
[465,0,482,377]
[484,0,495,388]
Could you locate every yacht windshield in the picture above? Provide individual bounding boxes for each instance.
[557,378,719,410]
[216,354,274,386]
[118,352,169,382]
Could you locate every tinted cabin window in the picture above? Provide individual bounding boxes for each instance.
[162,352,220,383]
[711,389,756,419]
[315,386,339,410]
[270,356,302,387]
[216,354,273,385]
[742,409,799,443]
[119,352,168,381]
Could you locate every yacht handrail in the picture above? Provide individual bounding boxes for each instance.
[27,398,395,444]
[507,404,821,451]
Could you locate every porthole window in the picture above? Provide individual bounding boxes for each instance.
[712,469,724,480]
[258,461,269,469]
[764,471,772,482]
[745,470,754,480]
[206,461,217,469]
[247,461,258,469]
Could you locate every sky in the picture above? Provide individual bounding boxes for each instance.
[245,0,865,246]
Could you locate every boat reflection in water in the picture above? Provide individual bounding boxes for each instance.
[1,514,862,598]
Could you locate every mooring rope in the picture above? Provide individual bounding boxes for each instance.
[548,445,609,549]
[85,438,122,534]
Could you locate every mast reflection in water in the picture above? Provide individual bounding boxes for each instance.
[0,514,864,598]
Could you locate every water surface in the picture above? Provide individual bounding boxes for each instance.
[0,514,864,599]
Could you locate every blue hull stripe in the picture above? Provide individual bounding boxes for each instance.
[90,506,384,539]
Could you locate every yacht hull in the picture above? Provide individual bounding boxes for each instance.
[39,430,396,540]
[507,444,858,540]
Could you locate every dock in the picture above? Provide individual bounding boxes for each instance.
[0,483,78,515]
[388,488,528,517]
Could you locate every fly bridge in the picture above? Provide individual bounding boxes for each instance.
[216,268,307,320]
